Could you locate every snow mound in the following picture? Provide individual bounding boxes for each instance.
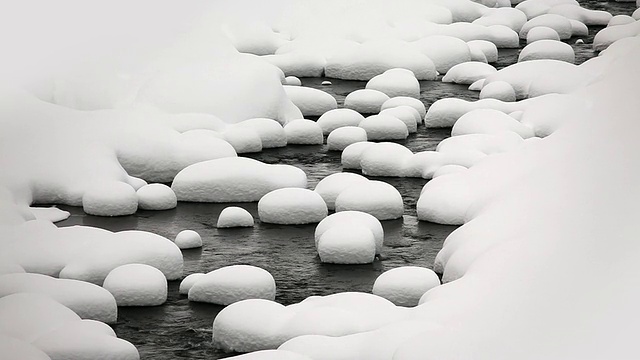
[341,141,376,170]
[467,40,499,63]
[518,39,575,63]
[103,264,167,306]
[473,8,528,32]
[547,4,613,25]
[327,127,368,151]
[82,181,138,217]
[452,109,534,138]
[314,173,370,211]
[380,97,426,121]
[230,118,287,149]
[259,188,328,225]
[317,109,365,135]
[593,20,640,51]
[0,273,117,324]
[479,81,517,102]
[335,181,404,220]
[526,26,561,43]
[29,207,71,223]
[442,62,497,85]
[189,265,276,305]
[365,68,420,98]
[283,86,337,117]
[217,207,254,228]
[223,350,312,360]
[284,119,323,145]
[172,157,307,202]
[262,53,325,78]
[175,230,202,250]
[136,184,177,211]
[344,89,390,114]
[0,336,51,360]
[284,76,301,86]
[222,127,263,154]
[179,273,205,295]
[372,266,441,306]
[412,35,472,74]
[433,164,469,178]
[520,14,573,39]
[315,211,384,255]
[361,142,413,177]
[317,225,376,264]
[358,115,409,141]
[379,107,419,133]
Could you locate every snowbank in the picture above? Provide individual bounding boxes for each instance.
[217,207,255,228]
[189,265,276,305]
[103,264,167,306]
[258,188,328,225]
[593,20,640,51]
[372,266,441,306]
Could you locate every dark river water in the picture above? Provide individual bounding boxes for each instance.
[55,1,635,358]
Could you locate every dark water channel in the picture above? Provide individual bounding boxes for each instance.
[56,1,636,358]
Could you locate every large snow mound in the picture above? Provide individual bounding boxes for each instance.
[189,265,276,305]
[172,157,307,202]
[315,211,385,255]
[258,188,328,225]
[283,86,337,117]
[335,181,404,220]
[103,264,167,306]
[317,225,376,264]
[372,266,441,306]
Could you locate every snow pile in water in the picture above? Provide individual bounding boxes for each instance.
[102,264,167,306]
[526,26,561,43]
[381,97,427,120]
[335,180,404,220]
[217,207,255,228]
[316,109,365,135]
[228,118,287,149]
[136,184,177,211]
[379,107,419,133]
[372,266,441,306]
[82,181,138,217]
[258,188,328,225]
[412,35,472,74]
[316,225,377,264]
[327,127,368,151]
[172,157,307,202]
[315,211,385,255]
[358,115,409,141]
[179,273,206,295]
[442,62,497,84]
[344,89,390,114]
[518,39,575,63]
[284,119,323,145]
[189,265,276,305]
[0,273,117,324]
[314,173,370,211]
[174,230,203,250]
[519,14,574,39]
[365,68,420,98]
[479,81,517,101]
[283,86,337,117]
[452,109,534,138]
[0,293,138,360]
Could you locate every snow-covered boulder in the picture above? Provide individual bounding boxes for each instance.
[520,14,573,39]
[222,127,263,154]
[412,35,472,74]
[317,109,366,135]
[452,109,534,138]
[172,157,307,202]
[360,142,413,177]
[341,141,376,170]
[82,181,138,217]
[0,273,117,324]
[102,264,167,306]
[231,118,287,148]
[327,127,368,151]
[518,40,575,63]
[365,68,420,98]
[372,266,441,306]
[380,97,426,119]
[593,20,640,51]
[174,230,202,250]
[315,211,384,254]
[359,115,409,141]
[344,89,390,114]
[217,207,254,228]
[317,225,377,264]
[547,3,613,25]
[479,81,517,102]
[526,26,561,43]
[258,188,328,225]
[179,273,205,295]
[283,86,337,117]
[284,76,302,86]
[467,40,499,63]
[442,62,497,85]
[314,173,370,210]
[284,119,323,145]
[189,265,276,305]
[473,7,528,32]
[379,107,419,133]
[468,79,486,91]
[335,181,404,220]
[262,53,326,78]
[136,184,177,211]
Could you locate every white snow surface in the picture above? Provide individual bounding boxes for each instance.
[316,109,365,135]
[341,141,377,170]
[467,40,499,62]
[452,109,534,138]
[365,69,420,98]
[284,119,323,145]
[344,89,390,114]
[136,183,177,211]
[258,188,328,225]
[372,266,441,306]
[175,230,203,250]
[317,225,376,264]
[519,14,574,39]
[442,62,498,84]
[82,181,138,217]
[313,173,370,210]
[189,265,276,305]
[224,350,312,360]
[518,39,575,63]
[358,115,409,141]
[479,81,517,102]
[335,181,404,220]
[217,207,255,228]
[102,264,168,306]
[229,118,287,149]
[526,26,561,43]
[179,273,206,295]
[315,211,385,255]
[283,86,337,117]
[412,35,472,73]
[327,127,368,151]
[380,96,427,119]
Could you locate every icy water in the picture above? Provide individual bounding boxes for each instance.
[56,1,636,358]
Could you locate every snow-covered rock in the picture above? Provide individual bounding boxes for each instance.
[526,26,561,43]
[452,109,534,138]
[467,40,499,63]
[222,127,263,154]
[189,265,276,305]
[360,142,413,177]
[102,264,167,306]
[473,7,528,32]
[379,107,419,133]
[412,35,472,74]
[317,109,366,135]
[284,119,323,145]
[315,211,384,254]
[262,53,326,78]
[547,4,613,25]
[284,76,302,86]
[217,207,254,228]
[372,266,441,306]
[479,81,517,102]
[231,118,287,148]
[442,62,497,85]
[358,115,409,141]
[344,89,390,114]
[520,14,573,39]
[314,173,370,210]
[341,141,376,169]
[136,183,177,211]
[593,20,640,51]
[258,188,328,224]
[179,273,205,295]
[365,68,420,98]
[518,39,575,63]
[335,181,404,220]
[317,225,376,264]
[82,181,138,217]
[175,230,202,249]
[283,86,337,117]
[172,157,307,202]
[380,97,426,119]
[327,127,368,151]
[0,273,117,324]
